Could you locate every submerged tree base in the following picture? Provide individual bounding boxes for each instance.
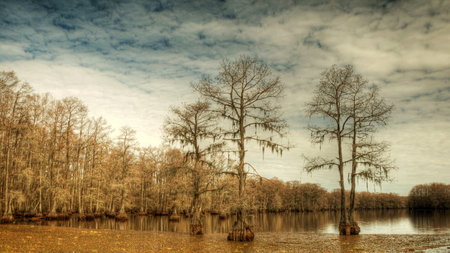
[46,213,60,220]
[115,213,128,221]
[106,212,116,218]
[29,216,45,221]
[58,213,70,220]
[85,214,95,220]
[169,215,180,222]
[0,215,14,224]
[339,222,361,235]
[190,224,204,235]
[35,213,44,218]
[227,220,254,241]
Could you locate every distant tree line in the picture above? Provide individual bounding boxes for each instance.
[248,178,406,212]
[407,183,450,210]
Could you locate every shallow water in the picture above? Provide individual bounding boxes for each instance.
[13,209,450,234]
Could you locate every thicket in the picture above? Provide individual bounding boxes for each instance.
[407,183,450,210]
[0,71,405,223]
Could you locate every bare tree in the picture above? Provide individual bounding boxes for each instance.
[192,55,290,241]
[303,65,395,235]
[115,126,138,221]
[135,146,155,215]
[163,100,225,235]
[346,75,396,233]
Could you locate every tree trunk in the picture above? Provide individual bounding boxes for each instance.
[139,178,146,215]
[95,180,102,217]
[169,207,180,222]
[37,162,43,217]
[2,148,12,223]
[227,121,254,241]
[347,132,361,235]
[227,157,254,241]
[115,202,128,221]
[107,196,116,218]
[338,164,349,234]
[190,193,203,235]
[47,197,59,220]
[227,219,254,241]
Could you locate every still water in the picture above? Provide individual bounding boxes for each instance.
[14,210,450,234]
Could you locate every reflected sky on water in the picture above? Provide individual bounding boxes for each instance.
[14,209,450,235]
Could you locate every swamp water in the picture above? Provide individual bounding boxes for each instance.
[13,209,450,235]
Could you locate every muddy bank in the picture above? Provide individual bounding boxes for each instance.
[0,225,449,252]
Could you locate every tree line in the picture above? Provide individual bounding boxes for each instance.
[407,183,450,210]
[1,55,398,240]
[248,179,406,211]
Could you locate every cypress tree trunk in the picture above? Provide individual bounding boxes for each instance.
[190,194,203,235]
[1,148,13,223]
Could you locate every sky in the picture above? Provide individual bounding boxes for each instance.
[1,0,449,196]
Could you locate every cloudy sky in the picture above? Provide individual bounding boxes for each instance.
[1,0,449,196]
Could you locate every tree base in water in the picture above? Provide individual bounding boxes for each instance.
[1,215,14,224]
[78,214,86,221]
[227,221,254,241]
[46,213,59,220]
[169,215,180,222]
[106,212,116,218]
[339,222,360,235]
[58,213,70,220]
[30,216,44,221]
[85,214,95,220]
[190,224,204,235]
[115,213,128,221]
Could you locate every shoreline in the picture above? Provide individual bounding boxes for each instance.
[0,224,449,252]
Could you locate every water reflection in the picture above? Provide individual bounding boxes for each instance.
[13,210,450,234]
[409,210,450,234]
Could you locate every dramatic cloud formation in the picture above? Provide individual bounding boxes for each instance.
[1,0,449,195]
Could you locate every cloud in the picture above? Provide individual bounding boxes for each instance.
[1,0,449,195]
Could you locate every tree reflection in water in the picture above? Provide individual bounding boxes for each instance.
[13,210,450,234]
[409,210,450,233]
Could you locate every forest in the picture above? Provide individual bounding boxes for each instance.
[0,56,407,240]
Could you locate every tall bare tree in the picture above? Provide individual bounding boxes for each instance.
[115,126,138,221]
[192,55,290,241]
[164,100,225,235]
[304,65,396,235]
[346,72,396,233]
